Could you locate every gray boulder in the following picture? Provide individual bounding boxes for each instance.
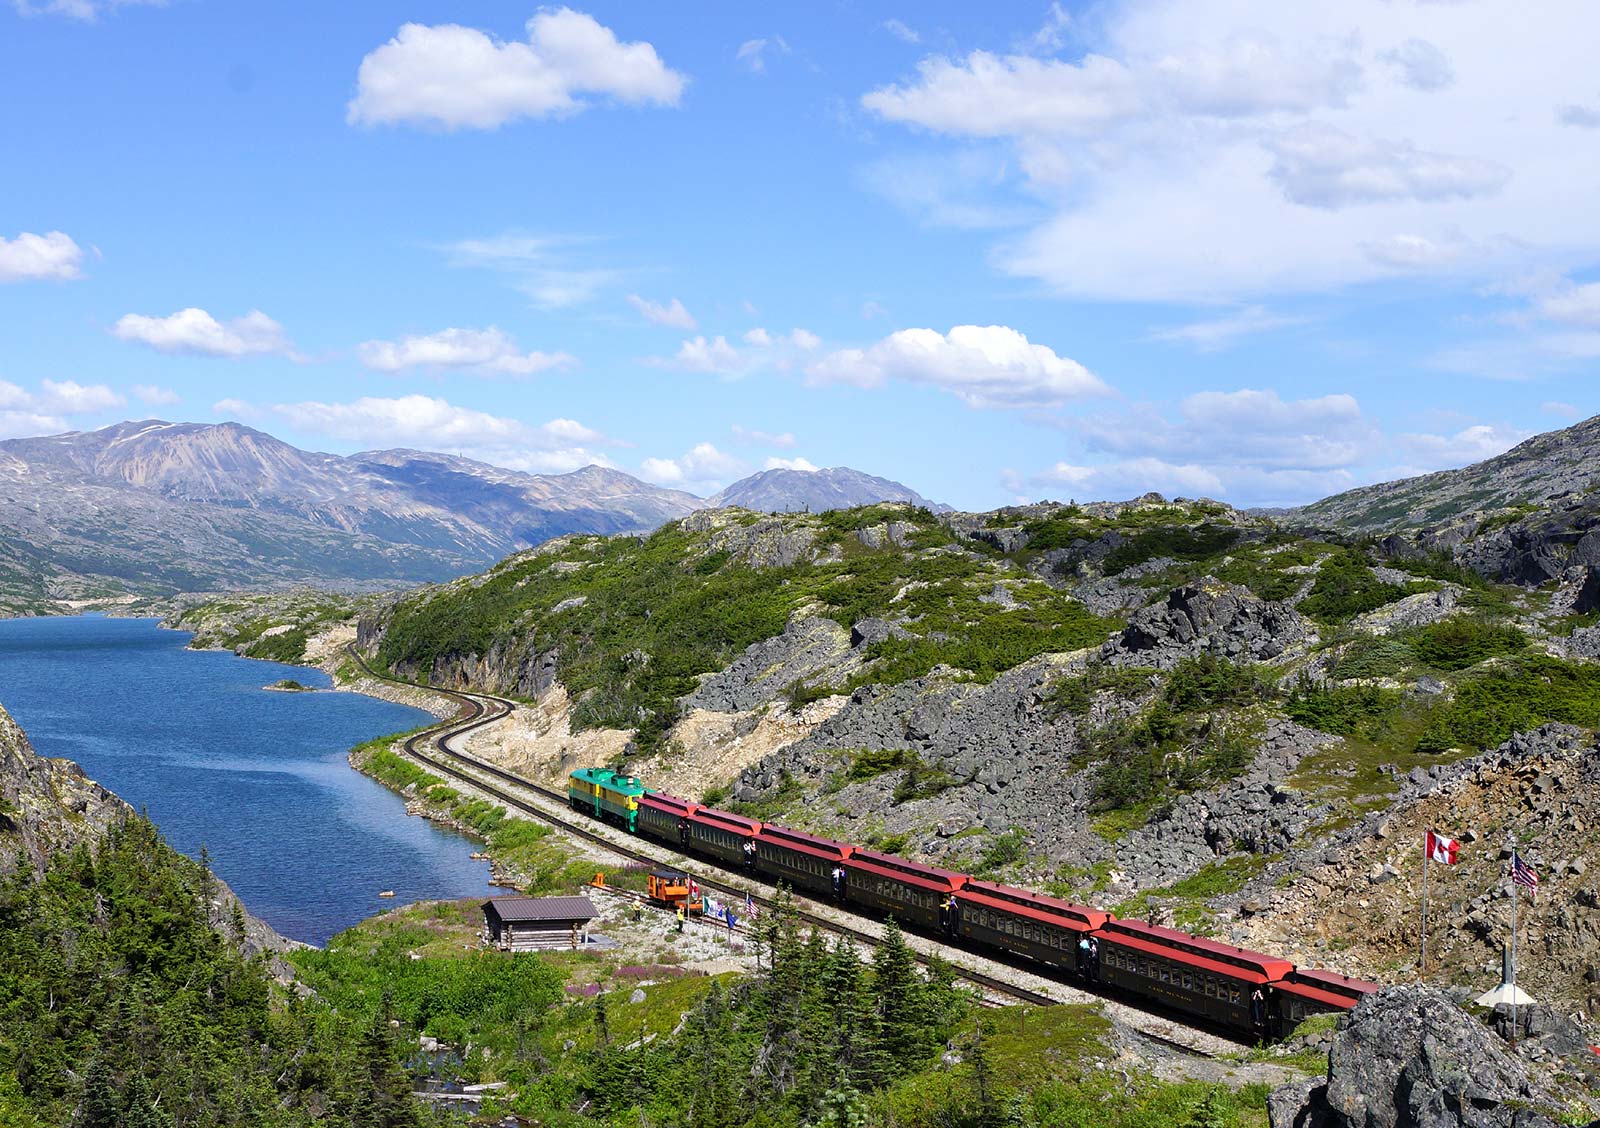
[1103,579,1315,669]
[1270,987,1579,1128]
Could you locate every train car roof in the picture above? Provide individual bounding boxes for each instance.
[1097,919,1293,982]
[845,849,967,892]
[757,824,852,861]
[687,806,762,835]
[638,792,699,817]
[1284,967,1381,997]
[1273,978,1364,1010]
[955,879,1109,930]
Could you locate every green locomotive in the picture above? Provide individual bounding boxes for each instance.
[567,767,649,832]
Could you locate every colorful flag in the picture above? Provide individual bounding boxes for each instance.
[1424,830,1460,865]
[1511,853,1539,892]
[744,891,754,916]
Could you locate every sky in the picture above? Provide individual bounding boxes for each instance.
[3,0,1599,511]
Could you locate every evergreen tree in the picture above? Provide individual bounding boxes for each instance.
[871,917,923,1070]
[966,1019,1001,1128]
[77,1057,120,1128]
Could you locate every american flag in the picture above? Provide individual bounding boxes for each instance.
[1511,853,1539,893]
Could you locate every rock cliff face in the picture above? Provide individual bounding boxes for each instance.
[1268,987,1596,1128]
[0,700,295,958]
[0,703,126,877]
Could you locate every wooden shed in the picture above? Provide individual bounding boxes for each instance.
[482,895,597,952]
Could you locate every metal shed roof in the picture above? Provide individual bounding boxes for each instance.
[483,895,598,923]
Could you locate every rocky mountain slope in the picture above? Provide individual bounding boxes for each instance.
[325,483,1600,1011]
[0,420,700,611]
[708,465,943,513]
[1297,412,1600,532]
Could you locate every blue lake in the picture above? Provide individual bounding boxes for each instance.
[0,614,496,945]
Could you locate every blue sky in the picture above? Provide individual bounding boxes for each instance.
[3,1,1599,510]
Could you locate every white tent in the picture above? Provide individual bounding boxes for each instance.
[1475,982,1537,1008]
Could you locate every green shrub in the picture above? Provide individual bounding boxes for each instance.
[1298,549,1409,624]
[1284,679,1404,739]
[1405,617,1526,671]
[1101,524,1240,576]
[1415,656,1600,752]
[846,747,914,781]
[1328,635,1414,680]
[1046,664,1156,716]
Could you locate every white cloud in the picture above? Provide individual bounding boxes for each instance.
[1378,38,1454,92]
[627,294,697,329]
[1032,457,1225,499]
[1076,388,1375,471]
[882,19,920,44]
[12,0,162,20]
[863,2,1600,302]
[132,384,180,406]
[348,8,686,129]
[764,456,818,472]
[730,424,796,448]
[1542,401,1583,420]
[656,324,825,376]
[358,326,574,376]
[1394,423,1528,469]
[1265,125,1510,209]
[1149,305,1307,351]
[249,393,616,473]
[638,441,746,489]
[113,308,293,358]
[212,397,257,419]
[0,230,84,282]
[37,379,124,414]
[736,35,789,74]
[1557,104,1600,129]
[1534,281,1600,328]
[0,378,124,438]
[807,324,1108,409]
[444,233,622,310]
[672,335,742,374]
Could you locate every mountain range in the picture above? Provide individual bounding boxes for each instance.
[0,420,938,609]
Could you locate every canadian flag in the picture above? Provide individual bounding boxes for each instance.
[1425,831,1460,865]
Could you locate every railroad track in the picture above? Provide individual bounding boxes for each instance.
[345,647,1059,1009]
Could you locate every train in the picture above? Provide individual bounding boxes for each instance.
[567,766,1376,1039]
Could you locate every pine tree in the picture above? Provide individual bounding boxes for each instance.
[78,1057,120,1128]
[871,917,923,1070]
[966,1019,1000,1128]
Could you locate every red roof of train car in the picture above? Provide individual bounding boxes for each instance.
[1278,968,1381,1007]
[687,807,762,836]
[638,792,699,818]
[1096,919,1293,983]
[844,849,967,893]
[955,879,1109,931]
[756,824,852,861]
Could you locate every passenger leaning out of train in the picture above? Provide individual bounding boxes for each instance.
[1077,935,1091,976]
[830,865,844,897]
[1250,988,1266,1029]
[939,894,956,930]
[1088,936,1100,980]
[742,839,757,867]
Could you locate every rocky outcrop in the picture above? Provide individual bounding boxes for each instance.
[685,615,858,712]
[679,509,820,569]
[1102,580,1316,668]
[0,702,126,878]
[1117,719,1336,884]
[1268,987,1591,1128]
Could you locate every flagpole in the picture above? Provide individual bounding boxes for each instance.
[1509,854,1518,1049]
[1421,834,1430,980]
